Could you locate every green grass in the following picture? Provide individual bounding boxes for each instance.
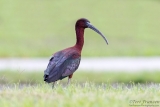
[1,71,160,107]
[0,0,160,57]
[1,71,160,84]
[0,83,160,107]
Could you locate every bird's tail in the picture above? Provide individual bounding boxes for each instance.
[44,69,49,82]
[44,74,48,81]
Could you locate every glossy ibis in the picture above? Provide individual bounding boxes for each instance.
[44,18,108,87]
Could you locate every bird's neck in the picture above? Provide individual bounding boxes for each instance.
[75,27,84,51]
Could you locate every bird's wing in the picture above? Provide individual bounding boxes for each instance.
[44,56,55,75]
[61,54,81,77]
[44,52,62,75]
[44,50,81,82]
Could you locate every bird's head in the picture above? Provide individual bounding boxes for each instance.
[76,18,90,28]
[76,18,108,45]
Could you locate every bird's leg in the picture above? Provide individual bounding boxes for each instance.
[67,78,71,85]
[52,82,56,89]
[56,80,59,85]
[67,74,73,86]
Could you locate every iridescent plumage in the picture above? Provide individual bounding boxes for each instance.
[44,18,108,87]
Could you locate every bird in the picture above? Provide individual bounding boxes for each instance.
[44,18,108,88]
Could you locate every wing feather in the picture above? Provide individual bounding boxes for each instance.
[44,49,81,83]
[62,57,80,77]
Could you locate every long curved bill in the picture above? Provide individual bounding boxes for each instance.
[86,22,108,45]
